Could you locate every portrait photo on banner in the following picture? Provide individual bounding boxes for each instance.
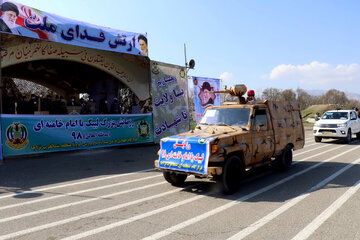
[0,0,147,56]
[192,77,220,123]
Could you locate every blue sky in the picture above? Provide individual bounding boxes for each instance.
[18,0,360,94]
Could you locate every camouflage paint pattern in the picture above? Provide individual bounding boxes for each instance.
[155,99,304,177]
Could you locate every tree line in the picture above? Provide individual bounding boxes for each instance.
[261,88,359,110]
[222,87,360,110]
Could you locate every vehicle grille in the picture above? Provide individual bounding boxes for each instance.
[319,124,338,128]
[319,129,336,133]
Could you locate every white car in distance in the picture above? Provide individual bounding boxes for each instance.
[313,110,360,143]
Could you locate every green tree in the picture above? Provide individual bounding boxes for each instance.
[296,88,313,110]
[280,89,296,102]
[262,88,281,101]
[319,89,349,106]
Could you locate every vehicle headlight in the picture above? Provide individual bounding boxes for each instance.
[337,122,348,127]
[314,122,320,127]
[211,144,218,153]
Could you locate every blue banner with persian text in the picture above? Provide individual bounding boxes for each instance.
[0,0,148,56]
[158,136,211,175]
[1,114,153,157]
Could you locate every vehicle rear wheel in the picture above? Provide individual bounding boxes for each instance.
[274,145,293,171]
[345,129,352,144]
[221,155,245,194]
[314,136,322,142]
[163,171,187,186]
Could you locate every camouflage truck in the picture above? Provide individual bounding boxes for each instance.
[154,85,305,193]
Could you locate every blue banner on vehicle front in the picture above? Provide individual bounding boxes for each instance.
[158,136,211,175]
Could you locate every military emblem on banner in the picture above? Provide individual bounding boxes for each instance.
[137,120,151,139]
[198,138,207,144]
[5,122,29,150]
[151,62,160,74]
[179,68,186,79]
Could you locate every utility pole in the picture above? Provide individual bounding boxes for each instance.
[0,33,3,164]
[184,43,196,130]
[0,33,2,115]
[184,43,190,130]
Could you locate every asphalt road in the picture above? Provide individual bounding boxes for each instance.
[0,130,360,240]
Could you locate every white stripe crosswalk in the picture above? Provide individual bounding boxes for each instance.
[0,133,359,240]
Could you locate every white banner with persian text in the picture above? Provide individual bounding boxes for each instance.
[151,61,189,143]
[0,0,148,56]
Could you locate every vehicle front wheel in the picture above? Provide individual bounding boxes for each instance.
[345,129,352,144]
[163,171,187,186]
[221,155,245,194]
[356,132,360,140]
[274,145,293,171]
[314,136,322,142]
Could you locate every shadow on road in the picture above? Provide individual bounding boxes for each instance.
[1,140,360,204]
[169,140,360,202]
[174,158,360,203]
[313,137,360,145]
[0,144,159,196]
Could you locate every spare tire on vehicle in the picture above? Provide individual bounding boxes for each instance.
[163,171,187,186]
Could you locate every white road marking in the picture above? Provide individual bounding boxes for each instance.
[292,179,360,240]
[303,142,317,147]
[305,137,314,142]
[0,142,329,210]
[227,156,360,240]
[243,145,342,183]
[294,144,330,157]
[2,142,339,240]
[0,183,201,240]
[0,168,154,200]
[141,145,358,240]
[0,181,166,224]
[61,191,215,240]
[0,174,162,211]
[293,145,343,165]
[0,138,350,239]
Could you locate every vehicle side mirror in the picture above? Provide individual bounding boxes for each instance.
[257,124,265,132]
[316,117,320,121]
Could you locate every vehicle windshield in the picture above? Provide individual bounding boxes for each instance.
[321,111,349,120]
[199,108,251,126]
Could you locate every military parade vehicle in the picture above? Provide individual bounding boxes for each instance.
[154,84,305,193]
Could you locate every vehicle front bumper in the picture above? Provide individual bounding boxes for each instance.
[154,160,223,177]
[313,126,348,138]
